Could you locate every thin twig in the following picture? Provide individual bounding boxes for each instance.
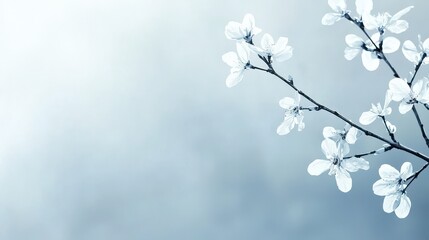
[380,116,397,142]
[404,163,429,191]
[412,106,429,148]
[409,53,427,85]
[343,145,393,160]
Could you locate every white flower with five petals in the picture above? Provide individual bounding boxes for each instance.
[225,14,261,43]
[359,90,393,125]
[222,43,251,88]
[402,36,429,65]
[277,93,305,135]
[362,6,413,34]
[248,33,293,62]
[308,139,369,193]
[373,162,413,218]
[345,33,400,71]
[388,77,429,114]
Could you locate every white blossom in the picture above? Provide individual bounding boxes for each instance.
[359,90,393,125]
[363,6,413,34]
[344,33,399,71]
[322,0,348,25]
[323,124,361,154]
[248,33,293,62]
[373,162,413,218]
[277,93,305,135]
[222,43,251,88]
[388,77,429,114]
[308,139,369,193]
[225,14,261,42]
[402,36,429,65]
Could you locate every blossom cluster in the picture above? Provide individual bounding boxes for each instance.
[222,0,429,219]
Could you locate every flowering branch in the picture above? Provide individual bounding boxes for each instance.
[344,13,400,78]
[345,11,429,149]
[252,65,429,163]
[222,0,429,218]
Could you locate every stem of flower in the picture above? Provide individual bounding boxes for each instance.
[409,53,427,85]
[380,116,397,142]
[404,162,429,191]
[412,106,429,148]
[343,146,393,160]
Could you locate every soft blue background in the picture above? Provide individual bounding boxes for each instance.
[0,0,429,239]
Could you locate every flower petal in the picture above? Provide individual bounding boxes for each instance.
[402,40,420,64]
[387,20,409,34]
[373,179,399,196]
[273,46,293,62]
[383,192,401,213]
[335,167,352,192]
[379,164,400,180]
[361,51,379,71]
[390,6,414,22]
[222,52,239,67]
[395,193,411,218]
[400,162,413,180]
[345,47,361,60]
[398,101,413,114]
[356,0,373,16]
[389,78,411,101]
[359,111,378,125]
[342,157,369,172]
[345,127,360,144]
[225,70,244,88]
[423,38,429,53]
[276,115,295,135]
[412,78,424,96]
[322,13,343,25]
[242,13,256,33]
[345,34,364,48]
[323,126,338,139]
[308,159,332,176]
[236,43,250,63]
[279,97,295,109]
[383,37,400,54]
[261,33,274,51]
[225,21,244,40]
[321,138,338,160]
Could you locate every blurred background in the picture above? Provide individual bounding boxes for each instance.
[0,0,429,239]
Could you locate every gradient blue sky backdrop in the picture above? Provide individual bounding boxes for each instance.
[1,0,429,239]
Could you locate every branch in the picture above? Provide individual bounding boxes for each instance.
[344,14,399,78]
[412,106,429,148]
[409,53,427,85]
[404,163,429,191]
[343,145,393,160]
[345,14,429,149]
[251,66,429,163]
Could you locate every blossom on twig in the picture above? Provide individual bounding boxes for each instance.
[308,139,369,193]
[373,162,413,218]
